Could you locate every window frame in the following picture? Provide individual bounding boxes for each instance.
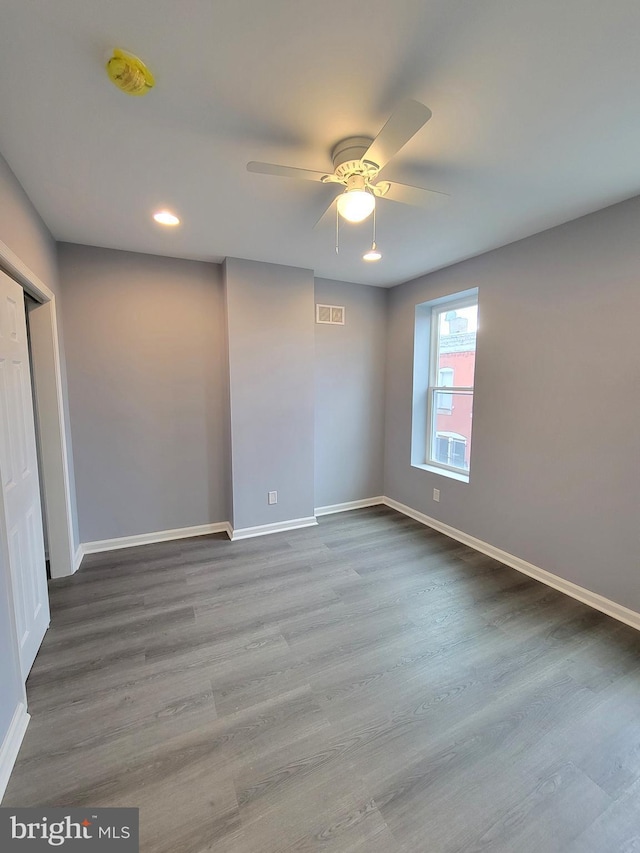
[426,294,477,477]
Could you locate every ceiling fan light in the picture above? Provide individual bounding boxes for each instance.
[337,189,375,223]
[153,210,180,226]
[363,242,382,262]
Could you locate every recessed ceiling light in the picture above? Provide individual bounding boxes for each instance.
[153,210,180,226]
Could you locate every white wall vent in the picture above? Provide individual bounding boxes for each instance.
[316,304,345,325]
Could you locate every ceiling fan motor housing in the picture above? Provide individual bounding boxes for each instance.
[332,136,379,180]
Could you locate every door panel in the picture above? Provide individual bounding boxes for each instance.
[0,270,49,680]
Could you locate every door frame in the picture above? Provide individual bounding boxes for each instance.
[0,238,77,579]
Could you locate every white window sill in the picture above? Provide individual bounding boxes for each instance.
[411,462,470,483]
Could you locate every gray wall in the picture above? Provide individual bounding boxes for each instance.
[58,244,228,542]
[385,195,640,611]
[0,152,58,288]
[225,258,315,530]
[0,152,79,551]
[314,278,387,508]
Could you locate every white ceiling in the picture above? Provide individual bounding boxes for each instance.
[1,0,639,287]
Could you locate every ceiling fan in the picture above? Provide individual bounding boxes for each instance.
[247,99,447,227]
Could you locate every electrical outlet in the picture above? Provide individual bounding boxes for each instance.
[433,488,440,502]
[268,490,277,505]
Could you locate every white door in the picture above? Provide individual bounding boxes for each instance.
[0,270,49,680]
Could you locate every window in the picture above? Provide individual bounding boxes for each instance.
[434,432,467,467]
[426,294,478,476]
[436,367,454,413]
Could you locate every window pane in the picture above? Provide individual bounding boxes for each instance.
[429,391,474,471]
[437,304,477,387]
[451,440,466,468]
[436,391,453,412]
[438,367,454,386]
[435,435,450,464]
[436,367,454,412]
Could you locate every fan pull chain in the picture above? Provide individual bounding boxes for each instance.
[335,204,340,254]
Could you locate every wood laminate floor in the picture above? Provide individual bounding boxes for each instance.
[5,507,640,851]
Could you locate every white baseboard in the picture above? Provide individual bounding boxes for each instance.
[231,516,318,541]
[75,498,638,633]
[73,545,84,573]
[315,497,385,516]
[0,702,29,803]
[384,496,640,632]
[78,515,318,554]
[82,522,231,555]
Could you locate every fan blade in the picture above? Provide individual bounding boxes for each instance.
[313,194,339,230]
[362,100,432,171]
[382,180,449,208]
[247,161,331,182]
